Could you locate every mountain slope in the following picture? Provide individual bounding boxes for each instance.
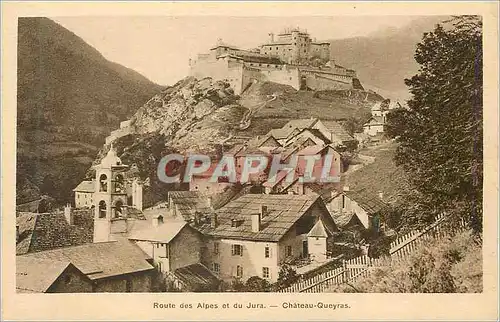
[329,16,449,101]
[16,17,163,204]
[87,77,383,207]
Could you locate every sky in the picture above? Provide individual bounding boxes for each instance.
[52,16,421,86]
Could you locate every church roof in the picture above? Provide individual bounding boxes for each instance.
[73,180,95,193]
[100,146,124,168]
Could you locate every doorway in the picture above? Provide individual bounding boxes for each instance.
[302,240,308,258]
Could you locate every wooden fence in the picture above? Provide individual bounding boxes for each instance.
[278,213,464,293]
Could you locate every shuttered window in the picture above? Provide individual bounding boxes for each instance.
[231,244,243,256]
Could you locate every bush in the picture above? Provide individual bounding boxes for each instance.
[330,230,482,293]
[245,276,271,292]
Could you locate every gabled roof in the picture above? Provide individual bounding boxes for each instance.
[19,239,153,280]
[297,144,339,156]
[128,221,188,243]
[16,257,83,293]
[321,120,356,142]
[73,180,95,193]
[283,118,319,130]
[16,210,94,255]
[285,128,330,146]
[173,263,220,289]
[343,190,387,215]
[363,116,385,126]
[169,191,214,221]
[330,211,363,229]
[198,194,324,242]
[307,219,331,238]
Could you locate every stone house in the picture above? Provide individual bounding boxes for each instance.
[197,194,338,283]
[16,210,94,255]
[328,189,387,235]
[16,239,155,292]
[128,220,205,274]
[16,257,92,293]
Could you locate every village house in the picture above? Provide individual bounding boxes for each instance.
[197,194,338,283]
[363,99,402,137]
[327,187,387,236]
[128,220,204,273]
[16,257,92,293]
[128,218,221,291]
[16,239,155,293]
[270,118,356,150]
[16,209,94,255]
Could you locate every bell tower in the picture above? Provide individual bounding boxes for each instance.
[93,145,129,243]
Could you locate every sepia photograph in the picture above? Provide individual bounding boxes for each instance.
[2,1,499,321]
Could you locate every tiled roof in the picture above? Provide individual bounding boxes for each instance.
[297,144,338,156]
[16,212,38,255]
[16,210,94,255]
[73,180,95,193]
[16,257,80,293]
[321,120,356,142]
[283,118,319,130]
[173,263,220,289]
[19,239,154,280]
[128,221,188,243]
[169,191,214,222]
[198,194,323,242]
[269,128,294,140]
[344,190,387,215]
[330,211,362,228]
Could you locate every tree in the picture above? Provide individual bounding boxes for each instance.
[277,264,299,289]
[245,276,271,292]
[385,16,483,233]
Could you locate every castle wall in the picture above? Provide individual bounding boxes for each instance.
[302,72,353,91]
[105,126,134,145]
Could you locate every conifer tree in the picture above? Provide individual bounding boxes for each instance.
[386,16,483,232]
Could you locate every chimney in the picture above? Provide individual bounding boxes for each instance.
[16,224,19,243]
[260,205,268,218]
[194,211,202,226]
[64,204,74,225]
[343,186,350,192]
[378,191,384,200]
[211,213,218,228]
[152,215,163,228]
[269,33,275,43]
[251,213,261,233]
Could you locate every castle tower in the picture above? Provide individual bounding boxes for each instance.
[93,145,129,243]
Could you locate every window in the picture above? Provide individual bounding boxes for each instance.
[236,265,243,278]
[232,244,243,256]
[64,275,72,284]
[212,263,220,274]
[98,201,107,218]
[264,246,270,258]
[126,279,132,292]
[286,245,292,257]
[262,267,270,279]
[214,242,220,254]
[99,174,108,192]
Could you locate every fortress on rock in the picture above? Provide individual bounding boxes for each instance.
[189,27,362,95]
